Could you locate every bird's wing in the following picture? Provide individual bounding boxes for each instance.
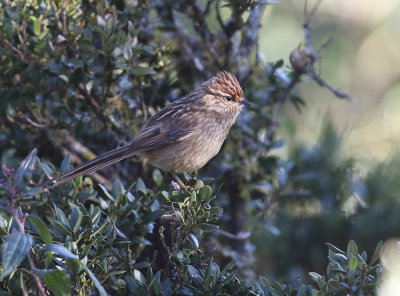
[125,127,193,155]
[42,127,193,188]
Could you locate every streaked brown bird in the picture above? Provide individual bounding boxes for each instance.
[44,71,249,187]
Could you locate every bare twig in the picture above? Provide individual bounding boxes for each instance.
[24,115,49,128]
[297,0,353,101]
[0,37,27,62]
[77,82,101,110]
[215,1,226,34]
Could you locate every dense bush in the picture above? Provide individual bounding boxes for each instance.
[0,0,394,295]
[0,150,384,295]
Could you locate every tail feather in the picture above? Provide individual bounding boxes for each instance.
[42,145,132,188]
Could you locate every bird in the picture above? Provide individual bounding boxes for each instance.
[43,71,250,188]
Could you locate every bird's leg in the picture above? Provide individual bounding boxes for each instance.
[171,172,187,190]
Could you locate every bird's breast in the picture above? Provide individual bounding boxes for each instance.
[142,115,235,173]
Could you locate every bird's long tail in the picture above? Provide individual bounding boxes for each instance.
[42,144,133,188]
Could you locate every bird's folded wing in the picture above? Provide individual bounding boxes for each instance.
[42,128,193,187]
[125,127,192,155]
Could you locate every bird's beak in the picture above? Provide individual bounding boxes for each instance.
[239,99,251,106]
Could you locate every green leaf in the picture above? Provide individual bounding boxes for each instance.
[40,244,78,259]
[23,187,44,198]
[44,269,71,296]
[0,229,34,280]
[27,215,52,245]
[188,265,201,276]
[188,233,199,249]
[112,179,124,197]
[198,185,212,201]
[54,221,72,236]
[152,169,163,187]
[130,66,155,75]
[134,269,146,286]
[123,42,133,60]
[143,209,163,223]
[69,205,83,234]
[105,15,115,35]
[41,162,54,178]
[60,155,70,172]
[54,207,71,230]
[189,191,197,203]
[150,199,160,212]
[0,216,10,235]
[14,148,37,185]
[349,257,358,271]
[33,18,41,35]
[325,243,346,255]
[198,223,219,233]
[99,184,115,201]
[309,272,323,282]
[90,218,111,239]
[347,240,358,259]
[136,178,147,195]
[221,261,236,275]
[152,271,162,296]
[126,276,139,293]
[370,241,383,265]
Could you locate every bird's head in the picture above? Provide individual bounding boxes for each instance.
[201,71,250,110]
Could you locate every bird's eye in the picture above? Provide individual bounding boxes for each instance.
[224,96,233,101]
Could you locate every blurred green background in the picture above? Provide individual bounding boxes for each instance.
[254,0,400,281]
[262,0,400,161]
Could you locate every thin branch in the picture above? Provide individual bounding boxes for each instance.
[0,37,27,62]
[24,115,49,128]
[215,1,226,34]
[297,0,353,101]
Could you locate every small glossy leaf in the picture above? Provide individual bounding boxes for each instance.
[123,42,132,60]
[98,184,115,201]
[326,243,346,255]
[69,206,83,234]
[14,149,37,185]
[136,178,147,195]
[27,215,52,245]
[188,233,199,249]
[309,272,323,282]
[134,269,146,286]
